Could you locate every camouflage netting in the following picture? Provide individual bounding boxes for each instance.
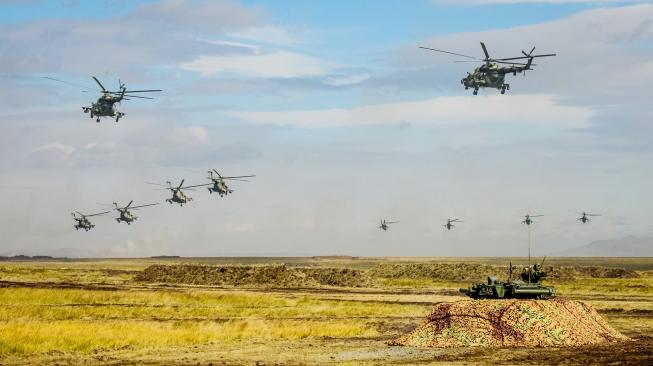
[370,263,638,282]
[136,264,374,287]
[388,299,630,348]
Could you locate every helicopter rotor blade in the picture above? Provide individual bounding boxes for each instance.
[183,183,212,189]
[496,53,556,61]
[85,210,111,217]
[126,200,134,208]
[41,77,93,92]
[222,175,256,179]
[92,76,107,92]
[146,182,168,187]
[177,179,185,190]
[480,42,490,60]
[130,203,160,209]
[493,60,532,66]
[119,94,154,99]
[213,169,223,178]
[121,89,162,93]
[419,46,478,60]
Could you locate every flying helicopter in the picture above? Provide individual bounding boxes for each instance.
[42,76,161,123]
[444,218,462,230]
[148,180,206,206]
[204,170,256,197]
[101,200,159,224]
[578,212,601,224]
[419,42,556,95]
[522,214,543,226]
[71,210,110,231]
[379,219,399,231]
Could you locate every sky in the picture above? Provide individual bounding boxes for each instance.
[0,0,652,257]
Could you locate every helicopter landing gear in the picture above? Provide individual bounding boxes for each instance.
[116,218,121,223]
[115,112,124,123]
[96,117,101,123]
[208,188,213,194]
[500,83,510,94]
[473,89,478,95]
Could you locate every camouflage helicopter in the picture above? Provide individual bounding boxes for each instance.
[102,200,159,224]
[444,218,462,230]
[578,212,601,223]
[203,170,255,197]
[148,180,206,206]
[522,214,543,226]
[71,210,110,231]
[379,219,399,231]
[43,76,161,122]
[419,42,556,95]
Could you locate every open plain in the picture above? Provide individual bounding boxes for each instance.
[1,256,652,365]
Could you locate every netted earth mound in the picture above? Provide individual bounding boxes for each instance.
[388,299,629,348]
[370,263,638,282]
[135,264,373,287]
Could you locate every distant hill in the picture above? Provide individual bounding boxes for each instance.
[557,236,653,257]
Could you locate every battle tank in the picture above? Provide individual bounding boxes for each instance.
[460,260,556,300]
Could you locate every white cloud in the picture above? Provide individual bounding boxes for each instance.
[225,94,595,128]
[226,26,300,46]
[166,126,209,146]
[180,51,330,78]
[32,142,75,155]
[324,72,371,86]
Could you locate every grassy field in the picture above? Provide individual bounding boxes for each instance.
[0,257,652,365]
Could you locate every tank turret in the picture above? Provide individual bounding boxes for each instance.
[460,259,556,300]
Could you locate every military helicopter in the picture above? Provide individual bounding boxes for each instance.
[522,214,543,226]
[71,210,110,231]
[578,212,601,223]
[379,219,399,231]
[419,42,556,95]
[203,169,256,197]
[102,200,159,224]
[148,180,205,206]
[444,218,462,230]
[43,76,161,122]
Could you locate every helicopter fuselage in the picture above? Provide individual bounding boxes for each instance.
[83,94,125,122]
[208,179,232,196]
[167,189,192,205]
[117,210,136,224]
[462,63,514,95]
[74,218,94,231]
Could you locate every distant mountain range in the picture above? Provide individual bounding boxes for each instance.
[557,236,653,257]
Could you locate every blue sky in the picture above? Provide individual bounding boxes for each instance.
[1,0,652,257]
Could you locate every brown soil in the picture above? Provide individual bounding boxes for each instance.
[389,299,630,348]
[370,263,639,282]
[135,264,374,288]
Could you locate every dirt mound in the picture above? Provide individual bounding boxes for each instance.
[370,263,638,282]
[388,299,629,348]
[135,264,373,287]
[551,266,639,279]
